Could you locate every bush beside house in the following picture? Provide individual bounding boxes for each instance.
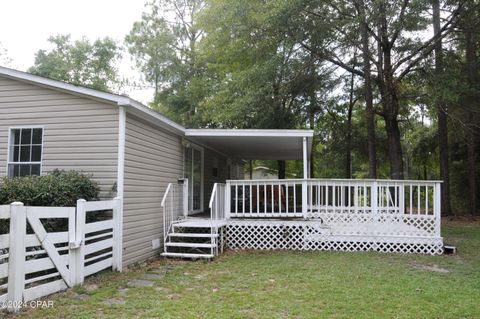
[0,169,99,207]
[0,170,100,233]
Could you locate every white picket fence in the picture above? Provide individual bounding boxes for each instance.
[0,198,122,313]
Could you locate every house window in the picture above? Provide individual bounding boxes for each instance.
[8,128,43,177]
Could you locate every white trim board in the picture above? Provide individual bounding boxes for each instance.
[185,129,314,138]
[116,106,126,199]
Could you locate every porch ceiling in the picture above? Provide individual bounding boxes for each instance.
[185,129,313,160]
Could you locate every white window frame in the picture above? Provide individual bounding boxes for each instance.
[6,126,45,177]
[183,142,204,213]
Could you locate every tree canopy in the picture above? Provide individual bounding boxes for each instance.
[23,0,479,216]
[29,35,122,92]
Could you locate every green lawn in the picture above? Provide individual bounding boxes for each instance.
[12,223,480,319]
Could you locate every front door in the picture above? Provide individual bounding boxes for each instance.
[184,145,203,213]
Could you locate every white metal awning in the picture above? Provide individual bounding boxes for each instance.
[185,129,313,161]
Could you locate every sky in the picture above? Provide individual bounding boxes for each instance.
[0,0,154,103]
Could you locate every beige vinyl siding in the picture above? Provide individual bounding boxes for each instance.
[0,76,119,197]
[123,113,183,265]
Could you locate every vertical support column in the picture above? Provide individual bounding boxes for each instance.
[7,202,25,313]
[372,180,378,222]
[303,137,308,179]
[75,199,86,285]
[225,181,231,220]
[302,136,308,219]
[434,182,442,237]
[112,197,123,271]
[183,178,189,218]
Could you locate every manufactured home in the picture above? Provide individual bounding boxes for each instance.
[0,66,444,268]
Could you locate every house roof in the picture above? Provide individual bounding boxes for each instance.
[185,129,313,160]
[0,66,313,161]
[0,66,186,135]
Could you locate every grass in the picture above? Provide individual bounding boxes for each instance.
[11,222,480,319]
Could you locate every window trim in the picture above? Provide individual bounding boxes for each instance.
[6,126,45,177]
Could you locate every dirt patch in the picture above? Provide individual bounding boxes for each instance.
[413,264,450,273]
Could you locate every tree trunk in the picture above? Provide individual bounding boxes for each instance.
[358,0,377,179]
[433,0,452,216]
[249,160,253,180]
[467,132,477,216]
[377,1,404,180]
[278,160,286,179]
[383,105,405,179]
[346,71,355,179]
[464,19,478,216]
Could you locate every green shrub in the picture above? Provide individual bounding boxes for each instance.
[0,169,99,207]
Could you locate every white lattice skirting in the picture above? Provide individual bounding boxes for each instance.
[226,220,443,255]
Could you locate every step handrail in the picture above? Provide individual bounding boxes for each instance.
[161,183,173,208]
[208,183,218,209]
[209,183,226,221]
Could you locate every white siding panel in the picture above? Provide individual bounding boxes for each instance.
[122,113,183,266]
[0,76,119,197]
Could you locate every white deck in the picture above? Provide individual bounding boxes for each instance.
[172,218,228,228]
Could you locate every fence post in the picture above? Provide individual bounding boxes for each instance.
[75,199,86,285]
[112,197,123,272]
[7,202,26,313]
[68,206,77,287]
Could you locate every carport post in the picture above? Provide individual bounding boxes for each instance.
[303,137,308,179]
[302,137,308,218]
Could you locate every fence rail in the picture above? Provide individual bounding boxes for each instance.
[226,179,441,238]
[0,198,122,313]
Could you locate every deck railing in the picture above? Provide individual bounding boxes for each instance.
[225,179,441,237]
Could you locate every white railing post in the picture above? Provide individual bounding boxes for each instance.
[435,182,442,237]
[112,197,123,272]
[225,181,231,219]
[399,183,405,214]
[302,179,308,219]
[75,199,86,285]
[372,180,378,221]
[7,202,25,313]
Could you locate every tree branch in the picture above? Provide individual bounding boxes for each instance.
[390,0,410,46]
[299,41,365,77]
[393,2,463,79]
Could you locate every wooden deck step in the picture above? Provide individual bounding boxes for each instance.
[165,242,215,248]
[169,233,219,238]
[161,252,214,259]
